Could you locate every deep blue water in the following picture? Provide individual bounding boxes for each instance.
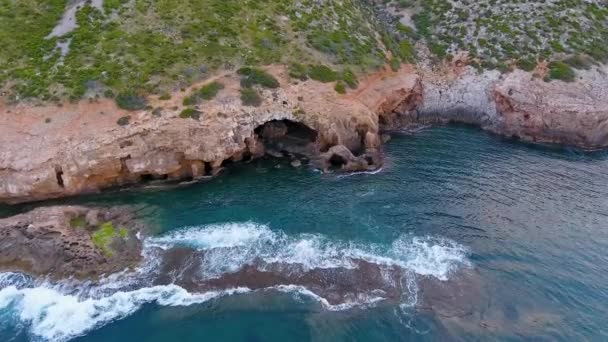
[1,126,608,341]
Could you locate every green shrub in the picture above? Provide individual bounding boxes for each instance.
[238,67,279,88]
[335,82,346,94]
[398,40,416,63]
[289,63,309,81]
[159,93,171,100]
[240,88,262,106]
[548,61,576,82]
[390,58,401,72]
[341,69,358,89]
[182,95,197,106]
[115,92,147,111]
[308,65,338,83]
[180,108,201,119]
[517,58,536,72]
[198,81,224,100]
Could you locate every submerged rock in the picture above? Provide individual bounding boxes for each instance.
[0,206,143,279]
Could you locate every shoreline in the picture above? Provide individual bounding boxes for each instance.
[2,64,608,204]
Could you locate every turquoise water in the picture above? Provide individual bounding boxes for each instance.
[1,126,608,341]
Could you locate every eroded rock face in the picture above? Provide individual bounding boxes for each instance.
[0,206,143,279]
[492,68,608,148]
[0,67,421,204]
[1,63,607,204]
[406,64,608,149]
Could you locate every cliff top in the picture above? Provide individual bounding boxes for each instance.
[1,0,606,106]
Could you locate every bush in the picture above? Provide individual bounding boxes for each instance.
[564,55,591,70]
[240,88,262,106]
[341,69,358,89]
[115,92,147,111]
[390,58,401,72]
[159,93,171,100]
[117,116,131,126]
[548,61,576,82]
[289,63,309,81]
[182,95,197,106]
[179,108,201,119]
[334,82,346,94]
[198,81,224,100]
[238,67,279,88]
[516,58,536,72]
[308,65,338,83]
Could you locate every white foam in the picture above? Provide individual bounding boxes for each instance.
[146,222,470,280]
[0,222,470,341]
[272,285,385,311]
[337,167,384,178]
[146,222,276,250]
[0,283,249,342]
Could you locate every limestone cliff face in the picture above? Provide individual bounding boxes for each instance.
[398,64,608,149]
[0,67,420,204]
[492,68,608,148]
[1,64,607,204]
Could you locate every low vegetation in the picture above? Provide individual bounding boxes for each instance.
[238,68,280,88]
[0,0,405,103]
[0,0,605,104]
[547,61,576,82]
[240,88,262,107]
[179,108,201,119]
[91,222,128,257]
[376,0,608,70]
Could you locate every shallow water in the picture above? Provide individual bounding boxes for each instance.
[1,126,608,341]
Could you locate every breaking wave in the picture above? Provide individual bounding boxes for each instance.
[146,222,469,280]
[0,222,470,341]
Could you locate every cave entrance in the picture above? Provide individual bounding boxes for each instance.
[254,119,318,157]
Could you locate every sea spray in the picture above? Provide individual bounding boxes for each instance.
[0,283,250,342]
[145,222,470,280]
[0,222,470,341]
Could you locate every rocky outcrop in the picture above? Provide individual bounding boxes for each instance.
[1,63,607,204]
[491,69,608,148]
[0,66,420,204]
[0,206,143,279]
[390,63,608,149]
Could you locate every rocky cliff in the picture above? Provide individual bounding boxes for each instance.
[1,65,608,204]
